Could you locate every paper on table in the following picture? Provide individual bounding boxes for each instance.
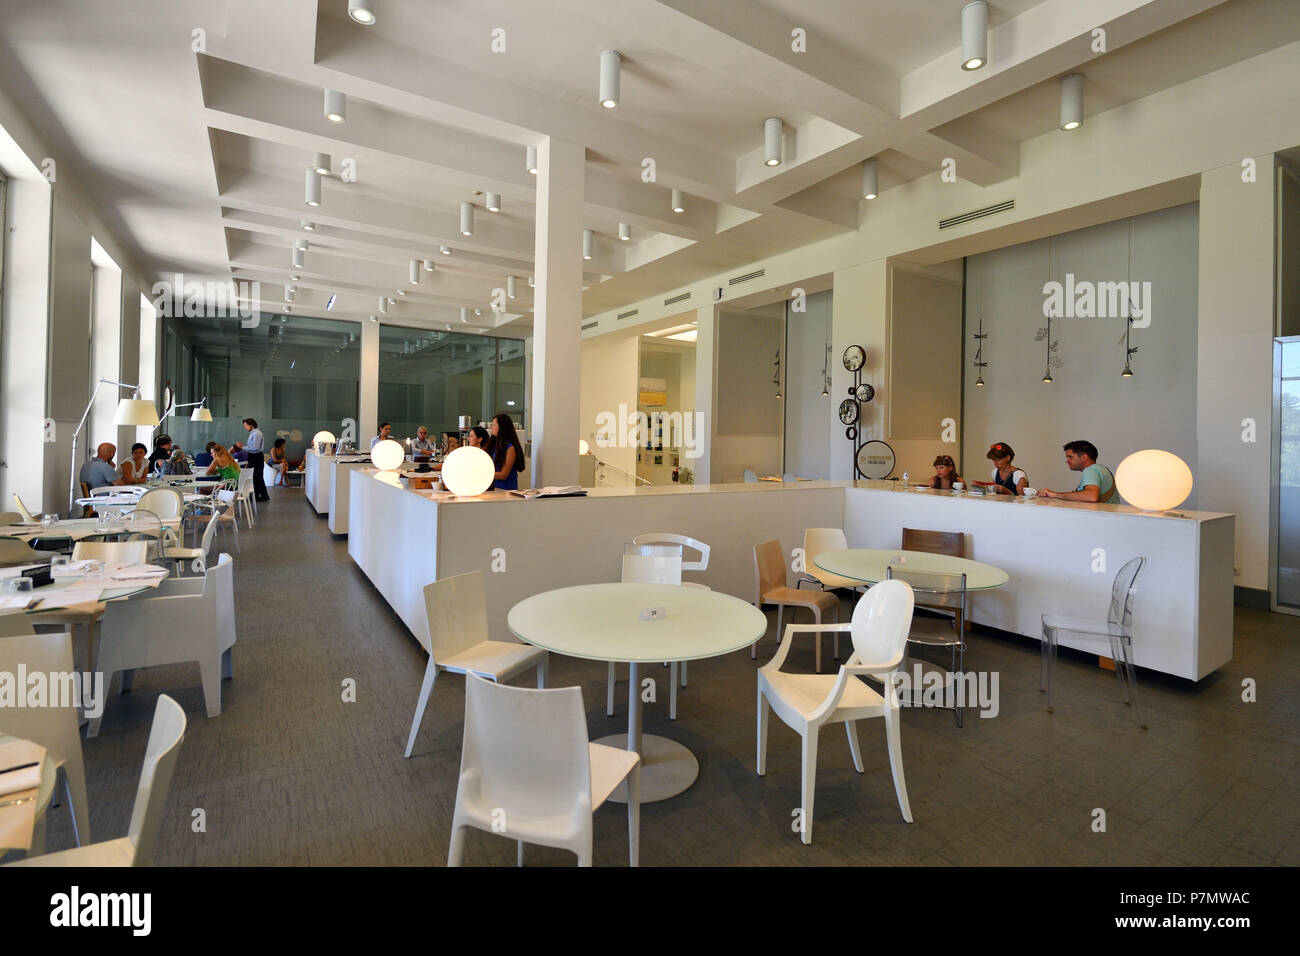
[32,588,103,609]
[0,596,38,611]
[0,739,44,852]
[0,739,45,797]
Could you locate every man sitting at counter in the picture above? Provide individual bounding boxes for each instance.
[370,422,392,451]
[411,426,436,457]
[1039,440,1117,503]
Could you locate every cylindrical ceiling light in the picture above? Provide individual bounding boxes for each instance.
[1060,73,1084,130]
[285,287,296,301]
[599,50,621,109]
[301,220,315,231]
[862,157,879,199]
[528,276,535,288]
[378,297,388,313]
[582,228,594,260]
[525,145,538,175]
[618,222,631,241]
[292,246,305,269]
[460,307,469,323]
[294,238,308,251]
[348,0,376,26]
[763,118,782,166]
[961,1,989,71]
[440,245,452,255]
[507,275,517,299]
[305,168,322,207]
[409,259,420,284]
[423,259,435,272]
[312,152,331,176]
[459,201,474,237]
[671,188,685,213]
[324,88,346,123]
[485,192,501,212]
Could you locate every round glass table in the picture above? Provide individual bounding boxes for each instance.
[814,549,1009,589]
[509,583,767,803]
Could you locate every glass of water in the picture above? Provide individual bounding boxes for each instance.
[40,513,58,527]
[1,576,34,594]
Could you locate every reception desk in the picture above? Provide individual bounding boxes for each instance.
[327,459,371,535]
[304,449,332,515]
[347,472,1233,680]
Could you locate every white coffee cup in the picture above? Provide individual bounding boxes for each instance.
[1023,487,1038,498]
[952,482,965,492]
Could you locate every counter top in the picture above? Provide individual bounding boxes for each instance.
[356,469,1232,523]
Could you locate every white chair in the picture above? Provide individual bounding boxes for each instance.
[1041,555,1147,728]
[757,578,916,844]
[236,469,256,526]
[886,566,969,727]
[12,493,35,522]
[448,673,640,867]
[163,502,222,576]
[135,488,181,521]
[606,544,683,719]
[0,631,91,849]
[796,527,868,660]
[752,539,839,671]
[404,570,548,758]
[632,532,711,698]
[189,489,239,553]
[7,694,186,867]
[71,540,150,566]
[87,553,235,737]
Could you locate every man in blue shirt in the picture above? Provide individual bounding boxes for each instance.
[234,417,270,502]
[79,443,122,497]
[1039,440,1117,503]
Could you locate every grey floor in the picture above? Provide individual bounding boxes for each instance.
[26,487,1300,865]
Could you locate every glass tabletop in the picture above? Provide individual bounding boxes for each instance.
[814,549,1010,589]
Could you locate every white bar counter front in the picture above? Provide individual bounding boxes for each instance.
[328,459,371,535]
[304,449,332,515]
[347,472,1233,681]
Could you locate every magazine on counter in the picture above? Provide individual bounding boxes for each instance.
[509,486,587,499]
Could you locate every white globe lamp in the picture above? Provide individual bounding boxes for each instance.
[579,439,590,456]
[372,438,405,472]
[1115,449,1193,512]
[442,446,495,497]
[312,430,336,445]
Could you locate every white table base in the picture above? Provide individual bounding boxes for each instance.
[598,661,700,804]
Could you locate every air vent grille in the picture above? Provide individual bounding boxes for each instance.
[663,292,692,306]
[939,199,1014,230]
[729,268,766,286]
[581,320,599,331]
[616,308,639,321]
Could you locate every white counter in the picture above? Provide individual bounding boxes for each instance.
[327,459,371,535]
[304,450,332,515]
[346,472,1234,680]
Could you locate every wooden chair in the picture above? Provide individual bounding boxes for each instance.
[752,540,838,672]
[901,527,966,558]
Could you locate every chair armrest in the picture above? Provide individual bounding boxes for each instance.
[761,622,853,673]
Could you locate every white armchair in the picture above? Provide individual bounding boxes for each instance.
[87,553,235,737]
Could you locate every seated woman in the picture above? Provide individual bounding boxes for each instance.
[486,413,526,491]
[926,454,963,490]
[118,442,150,485]
[206,443,242,483]
[162,447,192,475]
[269,437,290,486]
[986,441,1028,496]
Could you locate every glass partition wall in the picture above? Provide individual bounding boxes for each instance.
[161,312,360,461]
[378,325,525,444]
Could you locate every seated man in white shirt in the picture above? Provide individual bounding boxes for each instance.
[370,422,392,451]
[410,425,436,457]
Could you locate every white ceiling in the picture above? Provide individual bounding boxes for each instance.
[0,0,1291,335]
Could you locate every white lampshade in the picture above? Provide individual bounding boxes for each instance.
[312,430,336,445]
[579,439,590,455]
[114,398,159,427]
[441,446,495,497]
[1115,449,1193,512]
[190,407,213,422]
[372,438,405,471]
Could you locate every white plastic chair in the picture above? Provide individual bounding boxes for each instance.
[236,469,256,526]
[795,527,867,661]
[404,570,548,758]
[87,553,236,737]
[164,502,222,576]
[448,673,640,867]
[190,489,239,553]
[136,488,181,521]
[71,540,149,566]
[606,544,683,719]
[1041,555,1147,728]
[757,578,916,844]
[632,532,711,698]
[0,630,91,849]
[7,694,186,867]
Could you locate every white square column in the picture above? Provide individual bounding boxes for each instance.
[360,318,379,446]
[530,137,585,488]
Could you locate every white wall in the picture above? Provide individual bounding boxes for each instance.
[579,334,639,484]
[962,203,1200,500]
[784,289,833,478]
[714,305,784,481]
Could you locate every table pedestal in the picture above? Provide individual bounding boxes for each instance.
[598,661,700,803]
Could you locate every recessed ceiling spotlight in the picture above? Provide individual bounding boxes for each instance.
[326,293,337,311]
[618,222,631,241]
[305,168,322,207]
[485,192,501,213]
[460,307,469,323]
[409,259,420,284]
[764,118,782,166]
[1060,73,1084,130]
[312,152,331,176]
[292,246,305,269]
[379,297,388,313]
[961,1,988,71]
[582,228,594,260]
[862,157,879,200]
[324,88,346,123]
[507,275,516,299]
[369,314,378,323]
[348,0,376,26]
[528,276,535,288]
[290,274,300,281]
[294,239,308,251]
[599,50,621,109]
[474,308,482,317]
[526,145,538,175]
[671,188,685,214]
[423,259,435,271]
[301,220,315,231]
[440,245,452,255]
[284,304,292,312]
[459,201,474,237]
[398,289,407,296]
[387,297,396,305]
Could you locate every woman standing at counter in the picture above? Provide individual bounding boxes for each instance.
[487,414,526,491]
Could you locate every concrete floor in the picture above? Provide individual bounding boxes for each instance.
[26,486,1300,865]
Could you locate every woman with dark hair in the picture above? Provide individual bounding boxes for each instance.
[487,414,525,491]
[270,437,289,486]
[466,425,489,449]
[119,442,150,484]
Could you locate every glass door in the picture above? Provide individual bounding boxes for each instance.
[1275,337,1300,611]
